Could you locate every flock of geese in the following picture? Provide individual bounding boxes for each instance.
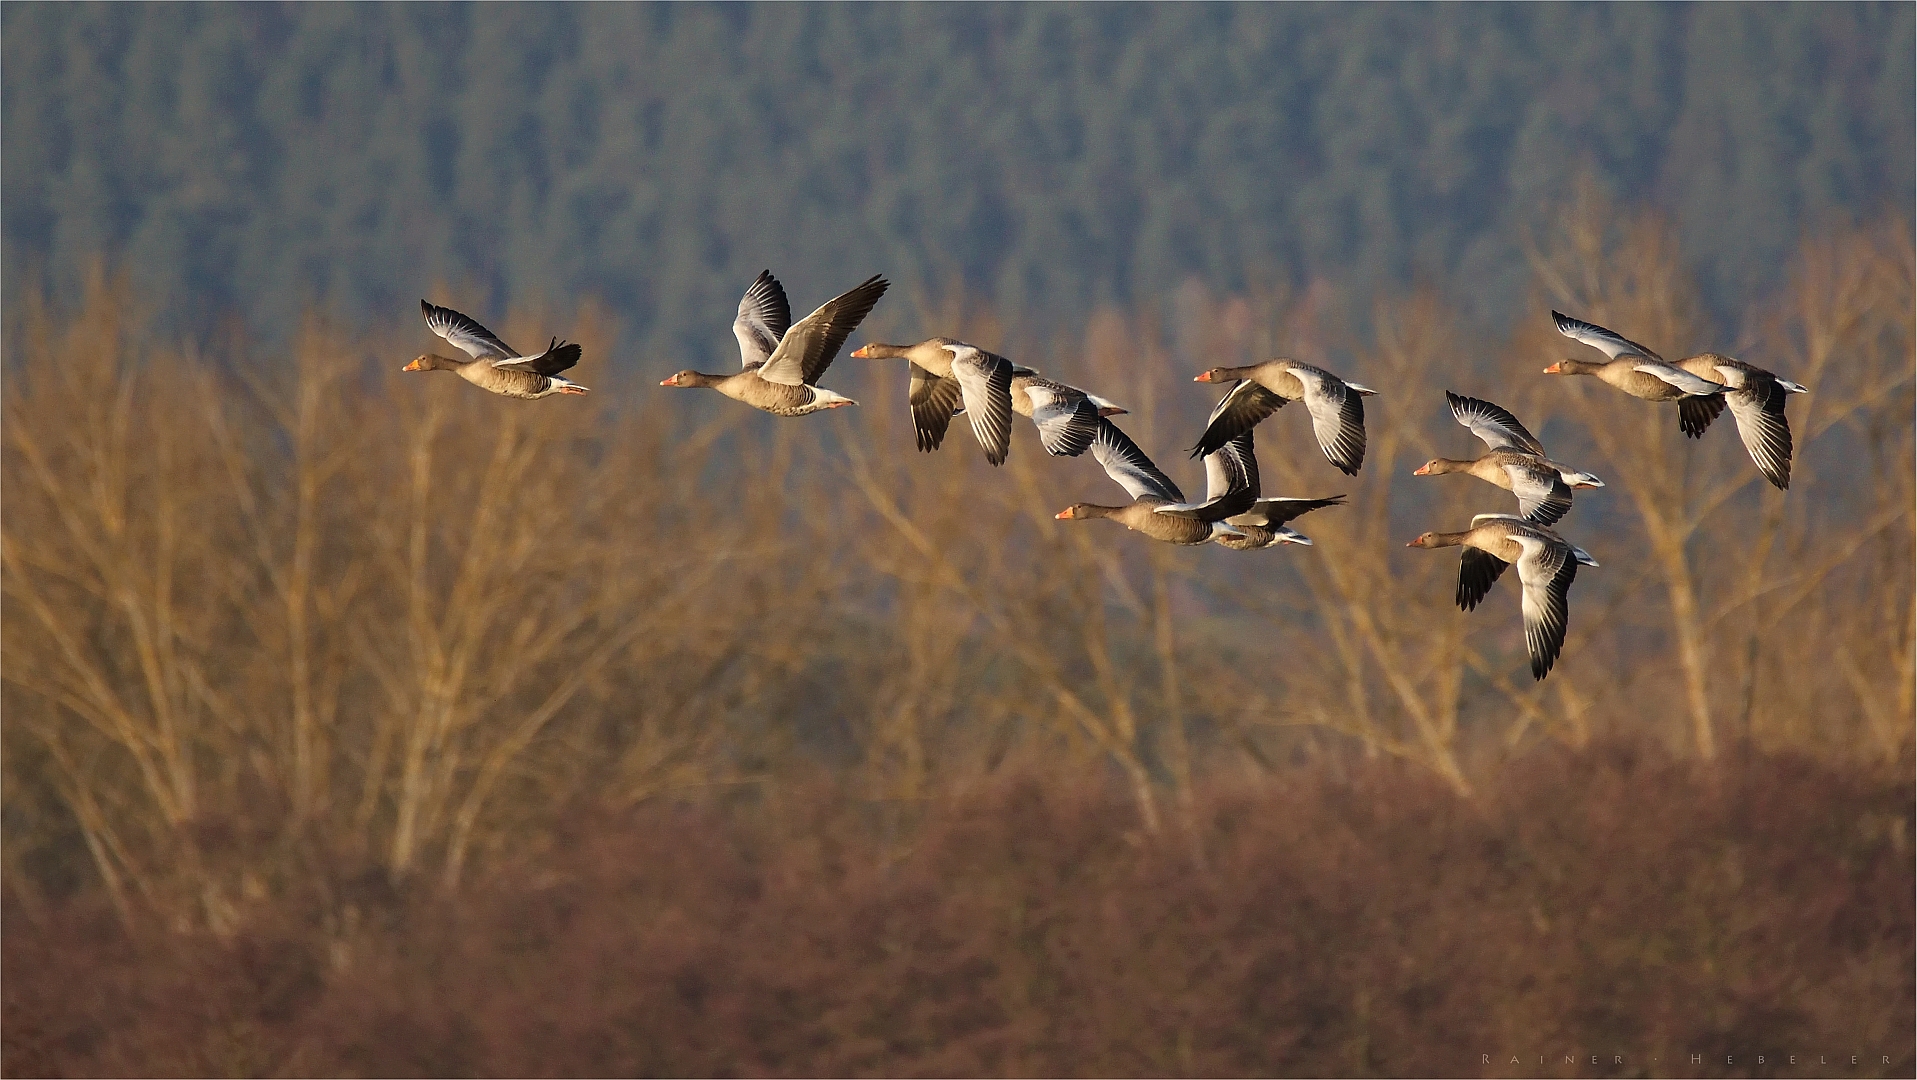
[406,273,1808,682]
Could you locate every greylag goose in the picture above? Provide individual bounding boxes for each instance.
[1054,419,1256,545]
[408,301,589,399]
[1549,312,1805,488]
[1190,360,1377,475]
[851,338,1017,465]
[1413,391,1604,526]
[1406,514,1599,680]
[661,274,889,416]
[1670,354,1807,489]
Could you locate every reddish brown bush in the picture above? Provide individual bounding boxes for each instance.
[6,740,1909,1078]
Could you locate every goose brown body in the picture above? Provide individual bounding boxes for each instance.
[657,369,846,416]
[408,300,589,399]
[404,352,587,399]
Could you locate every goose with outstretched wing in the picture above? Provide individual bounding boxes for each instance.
[406,301,589,399]
[852,338,1018,465]
[660,274,888,416]
[1413,391,1604,526]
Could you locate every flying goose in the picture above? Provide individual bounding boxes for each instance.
[851,338,1018,465]
[1548,312,1806,487]
[1413,391,1604,526]
[407,301,589,399]
[1190,360,1377,475]
[1670,354,1808,489]
[1054,418,1257,545]
[661,274,889,416]
[1406,514,1599,681]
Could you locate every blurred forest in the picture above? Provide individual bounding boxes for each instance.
[2,186,1912,1072]
[3,3,1913,362]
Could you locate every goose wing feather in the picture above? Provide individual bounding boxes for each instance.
[1725,378,1795,489]
[1634,362,1729,396]
[1299,372,1367,475]
[1679,394,1728,438]
[1157,431,1259,522]
[490,337,583,376]
[1447,391,1547,454]
[946,345,1015,466]
[1228,495,1346,529]
[733,270,792,370]
[757,275,889,387]
[1090,418,1182,504]
[1552,311,1665,363]
[1457,547,1511,612]
[1190,379,1287,458]
[1513,532,1578,680]
[422,300,517,361]
[1024,384,1101,457]
[909,365,965,452]
[1503,457,1574,526]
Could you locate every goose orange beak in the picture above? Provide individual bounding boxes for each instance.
[1542,362,1563,374]
[1192,371,1215,383]
[850,345,871,358]
[1412,463,1432,476]
[403,358,423,372]
[1055,508,1074,520]
[659,375,678,386]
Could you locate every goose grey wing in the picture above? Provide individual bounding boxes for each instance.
[1514,535,1578,680]
[1678,393,1727,438]
[1231,495,1346,529]
[422,300,516,361]
[1552,310,1664,363]
[1090,418,1182,504]
[1457,547,1510,612]
[1157,431,1259,522]
[1447,391,1546,454]
[948,346,1014,466]
[1502,457,1574,526]
[1190,379,1287,458]
[1023,384,1100,457]
[1635,362,1730,396]
[490,337,582,376]
[733,270,791,370]
[1303,379,1367,476]
[757,275,889,386]
[908,365,965,452]
[1724,379,1794,489]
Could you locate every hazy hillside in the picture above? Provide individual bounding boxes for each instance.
[4,3,1911,362]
